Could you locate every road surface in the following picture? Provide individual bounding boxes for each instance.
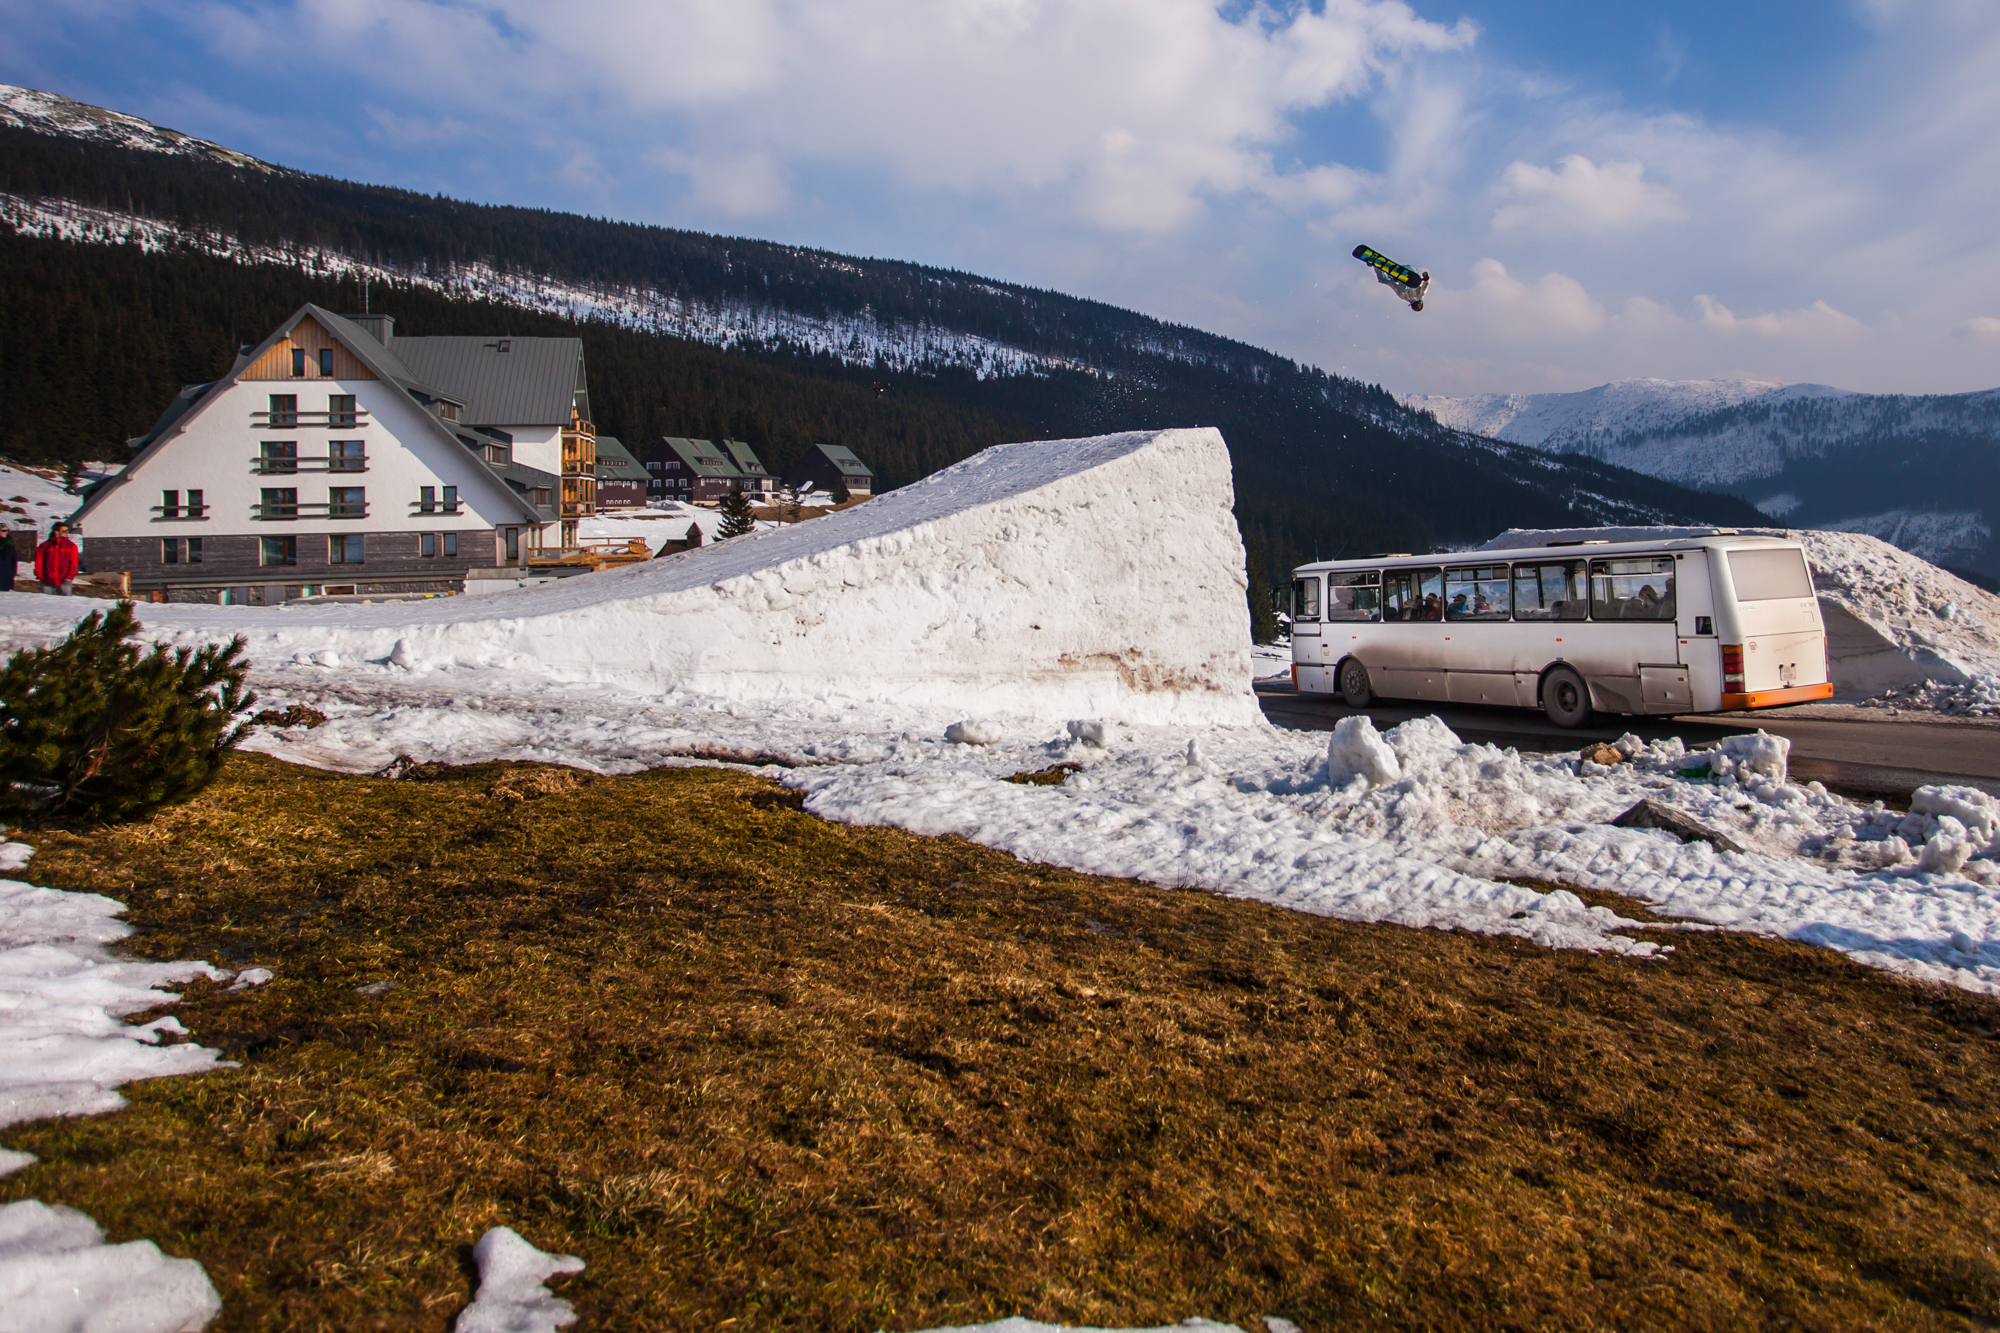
[1256,681,2000,803]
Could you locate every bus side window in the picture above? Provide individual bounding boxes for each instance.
[1383,570,1420,620]
[1445,565,1510,620]
[1417,568,1443,621]
[1590,557,1676,621]
[1514,561,1587,620]
[1326,570,1381,622]
[1292,577,1321,621]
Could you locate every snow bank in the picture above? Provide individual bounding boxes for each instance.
[0,1200,221,1333]
[2,429,1257,728]
[0,843,234,1329]
[454,1227,584,1333]
[1481,525,2000,708]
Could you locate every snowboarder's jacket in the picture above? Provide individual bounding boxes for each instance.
[34,532,80,586]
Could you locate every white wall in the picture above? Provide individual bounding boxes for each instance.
[82,378,530,543]
[492,424,562,477]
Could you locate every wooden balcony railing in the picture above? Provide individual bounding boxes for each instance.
[252,410,369,428]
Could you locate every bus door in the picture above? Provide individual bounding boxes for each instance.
[1375,566,1446,700]
[1589,554,1688,712]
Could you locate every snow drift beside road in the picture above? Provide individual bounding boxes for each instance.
[0,429,1260,728]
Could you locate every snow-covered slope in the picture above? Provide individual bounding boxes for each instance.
[1416,378,2000,579]
[0,84,280,173]
[3,429,1260,727]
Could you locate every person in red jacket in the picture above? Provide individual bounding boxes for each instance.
[34,522,80,595]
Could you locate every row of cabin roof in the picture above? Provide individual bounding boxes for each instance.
[52,301,875,606]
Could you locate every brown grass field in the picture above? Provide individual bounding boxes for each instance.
[6,752,2000,1332]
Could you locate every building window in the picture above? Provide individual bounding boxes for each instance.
[187,488,204,517]
[329,440,366,471]
[329,487,366,518]
[260,536,296,567]
[532,487,550,507]
[161,489,180,519]
[319,348,335,377]
[441,402,460,422]
[187,537,202,564]
[161,537,180,564]
[268,394,298,426]
[646,461,660,471]
[291,348,306,377]
[260,441,298,474]
[421,532,437,558]
[419,486,435,514]
[328,394,356,427]
[442,485,458,514]
[260,487,299,519]
[329,534,365,564]
[443,532,457,557]
[504,527,520,561]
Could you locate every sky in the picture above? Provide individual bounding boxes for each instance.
[3,0,1998,399]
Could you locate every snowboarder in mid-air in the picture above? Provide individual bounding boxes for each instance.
[1353,244,1429,311]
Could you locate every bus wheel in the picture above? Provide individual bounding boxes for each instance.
[1339,658,1375,708]
[1542,667,1593,729]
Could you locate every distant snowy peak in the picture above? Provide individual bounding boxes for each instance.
[1405,378,1849,449]
[0,84,283,173]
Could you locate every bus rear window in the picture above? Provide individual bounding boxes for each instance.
[1292,577,1321,621]
[1728,548,1814,601]
[1513,561,1587,621]
[1590,556,1676,621]
[1325,569,1381,622]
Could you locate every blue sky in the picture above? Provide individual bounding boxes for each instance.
[4,0,1997,398]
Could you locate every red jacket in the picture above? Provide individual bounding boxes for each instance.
[34,534,80,585]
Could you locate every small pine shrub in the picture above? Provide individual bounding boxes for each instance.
[0,601,255,823]
[831,477,852,506]
[717,485,757,539]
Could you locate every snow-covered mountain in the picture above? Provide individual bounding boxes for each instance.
[0,85,280,173]
[1408,378,2000,580]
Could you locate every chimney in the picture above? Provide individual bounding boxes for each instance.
[346,313,395,346]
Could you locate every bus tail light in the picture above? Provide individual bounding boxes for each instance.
[1722,644,1744,691]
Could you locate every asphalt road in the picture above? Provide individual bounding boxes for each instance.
[1256,681,2000,803]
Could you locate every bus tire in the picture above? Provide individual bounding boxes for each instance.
[1339,658,1375,708]
[1541,666,1593,729]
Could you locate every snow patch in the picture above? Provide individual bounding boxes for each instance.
[0,1200,222,1333]
[455,1227,584,1333]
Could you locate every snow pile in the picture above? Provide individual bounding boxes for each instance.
[2,429,1260,728]
[0,1199,222,1332]
[454,1227,584,1333]
[1822,510,1991,569]
[0,843,234,1329]
[1324,715,1400,789]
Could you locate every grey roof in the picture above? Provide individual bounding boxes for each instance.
[391,336,588,427]
[719,439,770,477]
[594,437,645,482]
[76,302,546,530]
[655,437,741,480]
[812,443,873,477]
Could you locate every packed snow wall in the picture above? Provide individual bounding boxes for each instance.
[0,429,1261,728]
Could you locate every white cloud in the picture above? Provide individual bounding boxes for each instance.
[1490,154,1685,235]
[1692,295,1865,340]
[1956,317,2000,338]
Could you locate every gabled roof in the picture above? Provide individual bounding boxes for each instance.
[810,443,873,477]
[654,437,741,480]
[390,336,588,427]
[594,437,646,482]
[719,440,770,477]
[74,302,546,529]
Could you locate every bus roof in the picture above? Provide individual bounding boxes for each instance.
[1291,531,1803,576]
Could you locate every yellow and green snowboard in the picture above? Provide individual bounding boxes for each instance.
[1353,244,1430,311]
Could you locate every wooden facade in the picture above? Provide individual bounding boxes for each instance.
[242,316,379,381]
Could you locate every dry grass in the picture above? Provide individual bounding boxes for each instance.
[7,753,2000,1331]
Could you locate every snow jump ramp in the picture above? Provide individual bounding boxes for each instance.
[10,429,1261,728]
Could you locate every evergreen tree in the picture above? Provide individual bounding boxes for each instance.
[831,477,852,505]
[0,601,254,823]
[717,484,756,539]
[1245,543,1281,644]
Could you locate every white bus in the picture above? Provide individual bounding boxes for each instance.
[1289,533,1833,727]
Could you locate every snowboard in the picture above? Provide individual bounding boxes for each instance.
[1352,244,1423,288]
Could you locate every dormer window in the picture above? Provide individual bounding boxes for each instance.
[441,402,460,421]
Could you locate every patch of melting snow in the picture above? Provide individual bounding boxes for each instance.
[454,1227,584,1333]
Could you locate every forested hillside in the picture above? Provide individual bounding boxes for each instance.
[0,121,1766,582]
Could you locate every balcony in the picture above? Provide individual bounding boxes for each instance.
[252,501,370,520]
[149,504,210,520]
[251,410,370,428]
[251,453,369,473]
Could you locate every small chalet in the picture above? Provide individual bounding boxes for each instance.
[70,304,595,602]
[593,437,648,509]
[646,437,742,504]
[786,443,874,499]
[719,440,778,497]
